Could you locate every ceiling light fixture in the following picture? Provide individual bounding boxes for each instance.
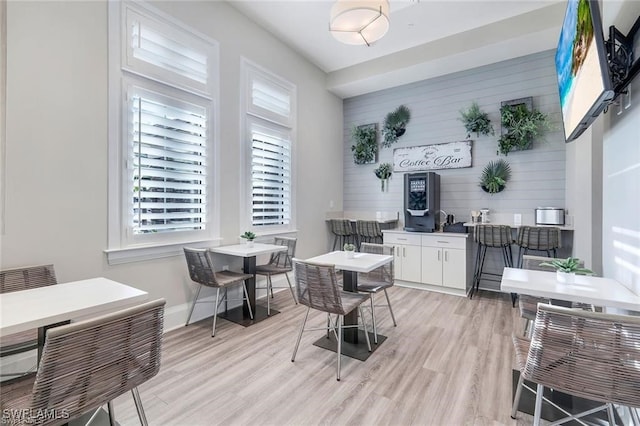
[329,0,390,47]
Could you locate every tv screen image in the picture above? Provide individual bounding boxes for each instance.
[555,0,614,142]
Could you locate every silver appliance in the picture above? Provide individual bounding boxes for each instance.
[535,207,565,225]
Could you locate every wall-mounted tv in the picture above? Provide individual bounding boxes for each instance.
[555,0,614,142]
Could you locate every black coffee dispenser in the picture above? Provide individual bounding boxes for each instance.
[404,172,440,232]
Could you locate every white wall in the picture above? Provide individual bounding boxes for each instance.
[1,1,343,328]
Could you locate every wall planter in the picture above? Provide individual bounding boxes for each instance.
[479,159,511,194]
[351,124,377,164]
[459,101,494,138]
[498,97,551,156]
[381,105,411,147]
[374,162,392,192]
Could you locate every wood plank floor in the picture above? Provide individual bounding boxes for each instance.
[108,287,534,425]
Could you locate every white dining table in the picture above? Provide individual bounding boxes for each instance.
[500,267,640,311]
[209,242,287,325]
[305,250,393,361]
[0,277,149,360]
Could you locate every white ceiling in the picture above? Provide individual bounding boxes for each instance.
[229,0,567,98]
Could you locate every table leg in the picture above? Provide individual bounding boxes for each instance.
[243,256,257,316]
[342,270,359,343]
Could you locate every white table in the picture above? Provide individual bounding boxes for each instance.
[209,243,287,325]
[500,267,640,311]
[0,277,148,360]
[305,251,393,360]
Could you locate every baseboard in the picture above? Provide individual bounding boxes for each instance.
[395,280,468,297]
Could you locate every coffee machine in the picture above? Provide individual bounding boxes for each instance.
[403,172,440,232]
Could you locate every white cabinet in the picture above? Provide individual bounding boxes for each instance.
[384,232,422,283]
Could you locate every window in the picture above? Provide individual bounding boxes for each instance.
[242,59,296,232]
[107,1,219,263]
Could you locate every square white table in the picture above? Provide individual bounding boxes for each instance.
[305,250,393,361]
[209,242,288,325]
[500,267,640,311]
[0,277,149,360]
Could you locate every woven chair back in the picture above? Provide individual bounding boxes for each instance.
[184,247,221,288]
[0,265,57,294]
[28,299,165,425]
[516,226,561,250]
[359,243,394,284]
[524,303,640,407]
[293,260,346,315]
[355,220,382,239]
[267,237,297,269]
[330,219,354,237]
[474,225,512,247]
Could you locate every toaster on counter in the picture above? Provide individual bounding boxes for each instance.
[535,207,565,225]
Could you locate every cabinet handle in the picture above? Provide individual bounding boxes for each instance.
[437,241,449,244]
[403,247,406,257]
[437,251,440,261]
[445,250,449,262]
[397,238,407,241]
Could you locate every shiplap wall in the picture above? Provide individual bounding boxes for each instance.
[343,50,568,291]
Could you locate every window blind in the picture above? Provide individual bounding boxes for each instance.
[251,77,291,121]
[131,93,207,234]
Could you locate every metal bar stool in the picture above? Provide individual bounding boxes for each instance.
[329,219,356,251]
[355,220,383,249]
[470,225,516,305]
[515,226,561,268]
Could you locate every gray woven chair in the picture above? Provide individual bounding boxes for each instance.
[470,225,515,305]
[255,236,298,316]
[184,247,253,337]
[0,299,165,426]
[355,220,383,248]
[0,265,57,378]
[511,303,640,425]
[515,226,561,268]
[291,259,371,381]
[329,219,356,251]
[357,243,397,344]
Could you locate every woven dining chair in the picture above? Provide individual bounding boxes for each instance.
[255,236,298,316]
[515,226,561,268]
[0,264,57,379]
[511,303,640,425]
[470,225,515,305]
[357,243,397,344]
[291,259,371,381]
[0,299,165,426]
[184,248,254,337]
[355,220,383,248]
[329,219,356,251]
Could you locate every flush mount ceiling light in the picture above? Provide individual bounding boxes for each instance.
[329,0,390,46]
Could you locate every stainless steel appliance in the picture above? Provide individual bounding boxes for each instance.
[535,207,565,225]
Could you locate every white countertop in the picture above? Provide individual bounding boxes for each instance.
[463,222,574,231]
[383,229,469,238]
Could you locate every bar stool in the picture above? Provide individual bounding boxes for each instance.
[355,220,383,249]
[329,219,356,250]
[470,225,516,305]
[515,226,561,268]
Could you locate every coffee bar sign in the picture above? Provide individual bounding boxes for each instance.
[393,140,472,172]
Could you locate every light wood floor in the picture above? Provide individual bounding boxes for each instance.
[107,286,534,426]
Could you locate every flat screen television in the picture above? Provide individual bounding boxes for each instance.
[555,0,615,142]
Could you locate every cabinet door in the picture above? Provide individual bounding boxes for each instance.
[421,247,443,286]
[443,248,466,289]
[400,244,422,282]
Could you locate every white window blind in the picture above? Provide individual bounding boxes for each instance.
[130,89,207,235]
[250,122,291,227]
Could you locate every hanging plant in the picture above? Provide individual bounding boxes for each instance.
[498,99,551,156]
[479,159,511,194]
[381,105,411,147]
[350,124,377,164]
[374,163,392,192]
[459,101,494,138]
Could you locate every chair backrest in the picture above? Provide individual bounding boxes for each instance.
[516,226,561,250]
[355,220,382,238]
[183,247,221,288]
[359,243,394,284]
[267,237,297,269]
[27,299,165,425]
[474,225,512,247]
[0,264,57,294]
[330,219,353,237]
[293,259,347,315]
[524,303,640,407]
[522,254,582,271]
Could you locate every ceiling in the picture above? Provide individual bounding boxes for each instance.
[229,1,567,98]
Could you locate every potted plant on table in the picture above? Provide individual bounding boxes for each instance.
[241,231,256,247]
[539,257,593,283]
[343,243,356,259]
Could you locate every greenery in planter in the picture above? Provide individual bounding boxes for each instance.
[351,124,377,164]
[240,231,256,241]
[479,159,511,194]
[539,257,593,275]
[343,243,356,251]
[459,101,494,138]
[381,105,411,147]
[373,162,392,192]
[498,103,551,155]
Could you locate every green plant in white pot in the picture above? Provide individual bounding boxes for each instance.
[343,243,356,259]
[241,231,256,247]
[539,257,593,283]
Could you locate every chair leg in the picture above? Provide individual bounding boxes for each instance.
[511,373,525,419]
[292,307,310,362]
[185,285,203,326]
[359,306,371,352]
[212,288,220,337]
[336,315,343,381]
[327,313,331,339]
[630,406,640,425]
[267,275,271,316]
[370,295,378,344]
[533,384,544,426]
[270,275,274,299]
[131,387,149,426]
[606,403,616,426]
[107,401,116,426]
[242,282,254,320]
[383,288,397,327]
[285,273,297,304]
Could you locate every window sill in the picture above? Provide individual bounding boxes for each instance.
[104,238,223,265]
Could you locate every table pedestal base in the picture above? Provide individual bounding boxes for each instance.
[220,305,279,327]
[313,331,386,361]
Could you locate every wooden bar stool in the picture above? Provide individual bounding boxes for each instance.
[515,226,561,268]
[470,225,516,305]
